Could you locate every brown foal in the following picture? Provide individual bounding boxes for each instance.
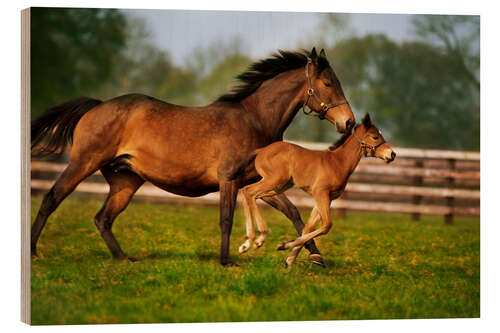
[236,114,396,267]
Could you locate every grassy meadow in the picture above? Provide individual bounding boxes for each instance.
[30,196,480,324]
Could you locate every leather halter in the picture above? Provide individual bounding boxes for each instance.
[353,125,385,157]
[302,58,349,120]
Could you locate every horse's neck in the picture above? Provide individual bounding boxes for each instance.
[241,69,305,140]
[330,132,364,179]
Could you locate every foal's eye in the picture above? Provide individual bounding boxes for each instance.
[372,136,379,140]
[323,81,331,87]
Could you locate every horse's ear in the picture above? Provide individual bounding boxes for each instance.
[319,48,326,58]
[362,113,372,128]
[310,47,318,62]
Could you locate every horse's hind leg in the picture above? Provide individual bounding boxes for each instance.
[31,161,101,257]
[94,167,144,261]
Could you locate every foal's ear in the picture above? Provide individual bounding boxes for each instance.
[310,47,318,62]
[362,113,372,128]
[319,48,326,58]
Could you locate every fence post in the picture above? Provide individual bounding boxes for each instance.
[411,159,424,221]
[444,158,456,225]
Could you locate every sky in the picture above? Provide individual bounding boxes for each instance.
[124,9,415,66]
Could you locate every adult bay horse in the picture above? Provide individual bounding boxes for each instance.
[31,47,355,266]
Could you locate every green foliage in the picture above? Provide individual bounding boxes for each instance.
[31,196,479,324]
[412,15,479,91]
[30,10,479,150]
[325,34,479,150]
[197,54,252,103]
[31,8,128,118]
[288,15,479,150]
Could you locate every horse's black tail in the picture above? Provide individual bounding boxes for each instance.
[228,150,259,180]
[31,97,102,156]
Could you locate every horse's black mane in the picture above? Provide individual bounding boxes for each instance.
[217,49,330,103]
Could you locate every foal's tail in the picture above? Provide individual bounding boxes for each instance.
[31,97,102,156]
[228,150,259,180]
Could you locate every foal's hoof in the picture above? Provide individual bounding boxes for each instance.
[254,240,264,249]
[277,242,287,251]
[238,244,250,254]
[285,257,295,268]
[309,254,326,267]
[127,256,138,263]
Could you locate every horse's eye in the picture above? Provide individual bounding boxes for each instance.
[323,81,331,87]
[372,136,379,140]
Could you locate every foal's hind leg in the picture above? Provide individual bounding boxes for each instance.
[94,167,144,261]
[239,193,256,254]
[241,185,275,250]
[31,161,102,257]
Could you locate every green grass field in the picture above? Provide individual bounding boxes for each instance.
[30,195,479,324]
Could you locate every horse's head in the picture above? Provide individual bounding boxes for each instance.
[304,47,355,133]
[355,113,396,163]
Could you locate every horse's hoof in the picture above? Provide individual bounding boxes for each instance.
[254,240,264,249]
[221,260,239,267]
[309,254,326,267]
[277,242,287,251]
[113,255,137,262]
[238,244,249,254]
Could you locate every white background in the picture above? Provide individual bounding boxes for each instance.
[0,0,497,332]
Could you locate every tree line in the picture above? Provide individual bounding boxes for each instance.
[30,8,479,151]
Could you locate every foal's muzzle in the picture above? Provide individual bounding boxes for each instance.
[385,151,396,163]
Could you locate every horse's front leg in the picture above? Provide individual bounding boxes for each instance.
[219,179,239,266]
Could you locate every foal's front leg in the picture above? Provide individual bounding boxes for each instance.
[278,192,332,251]
[285,207,321,267]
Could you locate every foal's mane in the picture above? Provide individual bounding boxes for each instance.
[328,127,355,151]
[217,50,330,103]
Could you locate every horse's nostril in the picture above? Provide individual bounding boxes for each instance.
[391,151,396,160]
[346,119,354,131]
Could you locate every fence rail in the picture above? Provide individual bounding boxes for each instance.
[30,142,480,224]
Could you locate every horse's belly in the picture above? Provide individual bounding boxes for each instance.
[130,156,220,197]
[151,182,220,197]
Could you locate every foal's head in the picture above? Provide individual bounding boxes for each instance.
[305,48,355,133]
[354,113,396,163]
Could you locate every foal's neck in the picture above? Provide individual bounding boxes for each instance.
[330,129,364,179]
[241,68,306,141]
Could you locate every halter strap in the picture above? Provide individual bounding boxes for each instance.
[352,125,385,157]
[302,58,349,119]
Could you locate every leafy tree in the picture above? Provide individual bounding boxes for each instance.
[327,34,479,150]
[288,14,479,150]
[31,8,128,118]
[412,15,479,91]
[197,53,252,104]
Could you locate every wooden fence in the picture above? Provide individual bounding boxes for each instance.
[30,142,480,224]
